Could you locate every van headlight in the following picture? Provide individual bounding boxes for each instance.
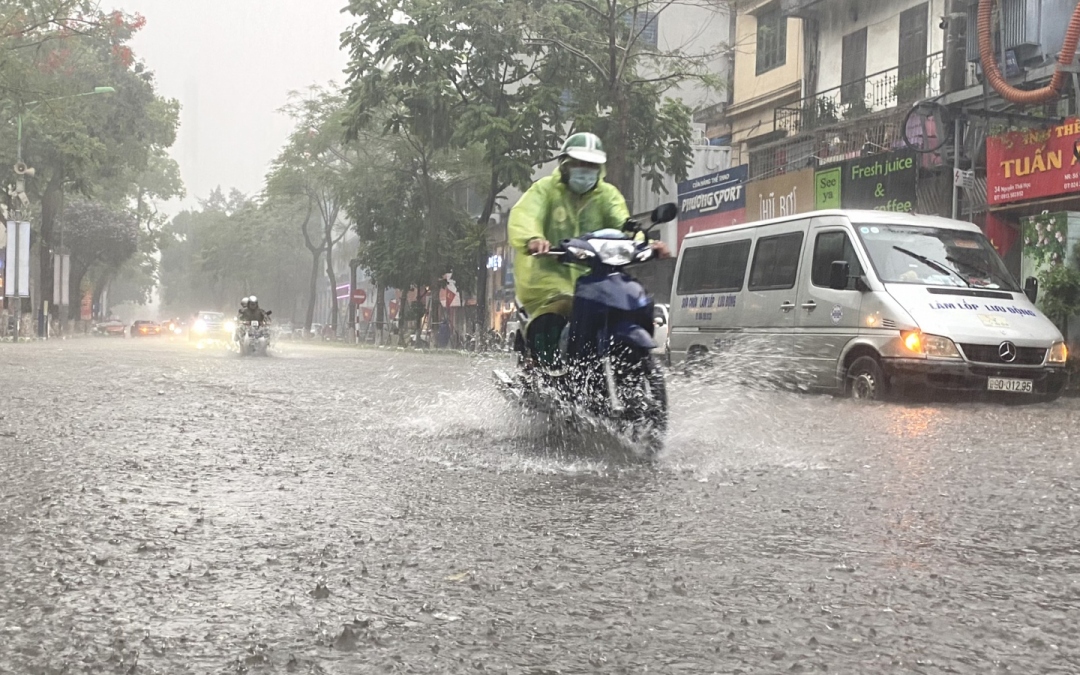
[902,331,961,358]
[1049,341,1068,364]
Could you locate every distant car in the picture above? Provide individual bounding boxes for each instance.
[160,318,184,336]
[94,320,126,337]
[131,320,162,337]
[190,311,228,342]
[652,304,670,365]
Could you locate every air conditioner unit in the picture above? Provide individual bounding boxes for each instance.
[965,0,1046,64]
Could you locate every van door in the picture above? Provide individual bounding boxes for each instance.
[793,218,867,390]
[741,221,807,376]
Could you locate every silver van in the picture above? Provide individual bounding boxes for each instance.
[669,210,1069,401]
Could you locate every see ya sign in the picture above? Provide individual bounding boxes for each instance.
[986,118,1080,206]
[814,151,917,212]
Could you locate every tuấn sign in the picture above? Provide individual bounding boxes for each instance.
[986,118,1080,206]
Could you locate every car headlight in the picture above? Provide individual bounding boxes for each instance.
[224,320,236,333]
[594,239,637,266]
[193,319,207,334]
[901,331,961,358]
[1049,341,1068,364]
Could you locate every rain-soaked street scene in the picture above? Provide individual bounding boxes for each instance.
[5,0,1080,672]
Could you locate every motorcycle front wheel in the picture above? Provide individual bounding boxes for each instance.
[610,351,668,460]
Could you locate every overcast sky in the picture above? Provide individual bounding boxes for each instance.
[127,1,353,212]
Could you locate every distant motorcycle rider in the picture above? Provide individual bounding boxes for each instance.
[237,296,270,324]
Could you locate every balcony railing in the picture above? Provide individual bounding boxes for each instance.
[775,52,943,135]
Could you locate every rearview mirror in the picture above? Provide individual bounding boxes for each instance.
[266,310,272,316]
[829,260,851,291]
[651,203,677,224]
[1024,276,1038,303]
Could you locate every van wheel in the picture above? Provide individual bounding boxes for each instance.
[847,356,887,401]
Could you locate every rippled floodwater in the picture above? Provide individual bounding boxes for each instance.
[1,339,1079,674]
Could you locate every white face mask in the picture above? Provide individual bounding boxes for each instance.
[567,167,600,194]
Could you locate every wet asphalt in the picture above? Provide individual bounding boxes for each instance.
[1,337,1079,674]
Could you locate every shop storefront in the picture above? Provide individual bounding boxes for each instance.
[982,118,1080,280]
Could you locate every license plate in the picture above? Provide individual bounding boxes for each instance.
[987,377,1033,393]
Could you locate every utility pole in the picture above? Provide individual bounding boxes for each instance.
[348,258,360,344]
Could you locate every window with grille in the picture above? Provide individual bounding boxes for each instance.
[756,6,787,75]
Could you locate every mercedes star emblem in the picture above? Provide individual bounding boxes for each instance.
[998,341,1018,363]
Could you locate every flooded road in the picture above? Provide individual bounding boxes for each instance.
[2,338,1079,674]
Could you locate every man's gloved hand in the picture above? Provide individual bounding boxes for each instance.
[528,238,551,255]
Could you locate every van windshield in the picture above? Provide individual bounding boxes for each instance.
[854,224,1019,292]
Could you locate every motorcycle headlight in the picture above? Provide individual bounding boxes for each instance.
[593,239,637,266]
[224,320,236,333]
[193,319,207,334]
[1049,341,1068,364]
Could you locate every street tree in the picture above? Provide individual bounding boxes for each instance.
[527,0,722,195]
[60,198,138,317]
[266,87,355,335]
[0,6,178,328]
[342,0,562,327]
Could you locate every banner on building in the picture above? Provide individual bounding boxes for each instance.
[675,165,747,251]
[745,169,816,221]
[986,118,1080,206]
[813,151,917,212]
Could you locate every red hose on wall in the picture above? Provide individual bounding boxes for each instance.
[978,0,1080,104]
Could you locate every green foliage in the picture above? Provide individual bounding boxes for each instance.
[63,199,138,271]
[1037,243,1080,340]
[1023,212,1068,267]
[158,191,312,320]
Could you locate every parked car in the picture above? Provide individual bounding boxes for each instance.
[94,320,126,337]
[131,320,162,337]
[669,209,1069,401]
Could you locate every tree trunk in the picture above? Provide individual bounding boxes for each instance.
[38,171,65,332]
[325,239,339,334]
[475,168,503,332]
[305,250,322,335]
[375,283,386,345]
[607,90,633,200]
[67,262,89,321]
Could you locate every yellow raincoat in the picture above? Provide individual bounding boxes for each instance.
[508,167,631,318]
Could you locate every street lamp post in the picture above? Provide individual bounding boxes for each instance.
[10,86,115,338]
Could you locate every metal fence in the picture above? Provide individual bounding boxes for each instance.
[775,52,944,136]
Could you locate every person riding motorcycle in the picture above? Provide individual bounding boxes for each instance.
[238,296,270,324]
[507,132,669,364]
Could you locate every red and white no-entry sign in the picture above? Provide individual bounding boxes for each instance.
[352,288,367,305]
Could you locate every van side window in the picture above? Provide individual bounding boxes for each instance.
[811,231,863,289]
[748,232,803,290]
[676,239,752,295]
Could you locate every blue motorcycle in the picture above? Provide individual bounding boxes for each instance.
[494,203,677,458]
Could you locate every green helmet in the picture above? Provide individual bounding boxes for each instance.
[559,132,607,164]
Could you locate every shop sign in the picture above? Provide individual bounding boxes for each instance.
[813,151,917,212]
[814,167,842,209]
[675,165,746,251]
[841,150,917,212]
[986,118,1080,206]
[745,169,815,221]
